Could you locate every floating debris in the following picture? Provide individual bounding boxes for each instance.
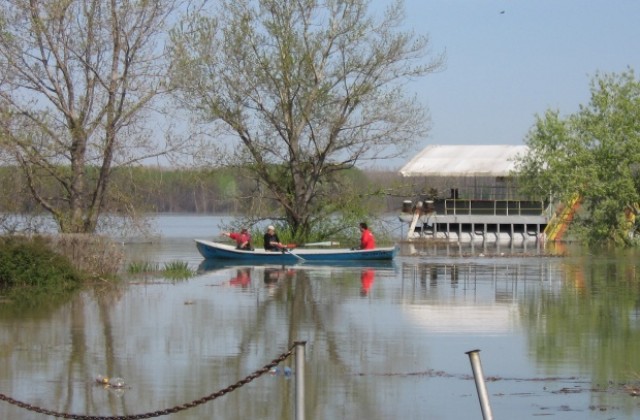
[95,375,126,388]
[95,375,109,385]
[108,377,126,388]
[269,366,292,377]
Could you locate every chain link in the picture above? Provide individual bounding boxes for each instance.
[0,344,296,419]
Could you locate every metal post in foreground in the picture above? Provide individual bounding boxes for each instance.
[465,349,494,420]
[294,341,306,420]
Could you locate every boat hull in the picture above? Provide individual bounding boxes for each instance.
[195,239,396,263]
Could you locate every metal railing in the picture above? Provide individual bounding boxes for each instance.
[443,199,546,216]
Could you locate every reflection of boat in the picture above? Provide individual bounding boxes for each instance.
[360,269,375,296]
[263,266,295,285]
[195,240,397,263]
[197,258,395,273]
[227,268,251,288]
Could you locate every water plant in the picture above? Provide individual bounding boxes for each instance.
[126,260,160,274]
[162,260,194,280]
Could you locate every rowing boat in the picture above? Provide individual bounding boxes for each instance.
[195,239,396,263]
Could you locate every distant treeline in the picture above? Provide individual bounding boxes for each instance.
[0,166,415,215]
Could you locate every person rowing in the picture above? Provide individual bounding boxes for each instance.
[263,225,286,252]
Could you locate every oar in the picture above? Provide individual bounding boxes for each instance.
[283,247,305,261]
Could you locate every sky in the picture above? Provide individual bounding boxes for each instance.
[382,0,640,169]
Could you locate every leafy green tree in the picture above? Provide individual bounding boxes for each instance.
[0,0,187,233]
[169,0,444,240]
[516,70,640,246]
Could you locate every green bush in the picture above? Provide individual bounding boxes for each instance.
[0,236,82,294]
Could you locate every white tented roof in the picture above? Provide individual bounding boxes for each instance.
[399,145,528,177]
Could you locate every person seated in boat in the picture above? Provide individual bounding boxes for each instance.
[358,222,376,250]
[263,225,285,251]
[222,228,252,250]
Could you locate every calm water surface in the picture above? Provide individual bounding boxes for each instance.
[1,214,640,419]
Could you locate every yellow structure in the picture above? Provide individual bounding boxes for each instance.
[544,194,581,242]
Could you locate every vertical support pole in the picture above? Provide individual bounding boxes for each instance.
[510,223,514,245]
[482,223,487,246]
[465,349,493,420]
[295,341,306,420]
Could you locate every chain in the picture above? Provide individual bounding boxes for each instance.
[0,344,296,419]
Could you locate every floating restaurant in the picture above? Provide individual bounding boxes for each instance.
[397,145,564,244]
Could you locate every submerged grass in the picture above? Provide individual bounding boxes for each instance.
[126,259,194,280]
[163,260,194,280]
[127,260,160,274]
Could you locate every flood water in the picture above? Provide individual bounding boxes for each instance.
[2,214,640,419]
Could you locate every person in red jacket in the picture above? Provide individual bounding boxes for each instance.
[358,222,376,250]
[221,228,252,250]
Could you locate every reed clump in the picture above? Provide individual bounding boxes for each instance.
[163,260,194,280]
[127,261,160,274]
[127,260,194,281]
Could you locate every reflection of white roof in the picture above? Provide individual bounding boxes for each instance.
[399,145,528,177]
[403,304,520,334]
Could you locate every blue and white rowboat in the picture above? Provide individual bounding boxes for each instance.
[195,239,397,263]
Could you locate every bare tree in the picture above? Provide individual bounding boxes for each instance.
[169,0,444,239]
[0,0,186,233]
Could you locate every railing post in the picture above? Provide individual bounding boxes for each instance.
[465,349,493,420]
[294,341,306,420]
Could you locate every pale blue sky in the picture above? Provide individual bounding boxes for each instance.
[385,0,640,169]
